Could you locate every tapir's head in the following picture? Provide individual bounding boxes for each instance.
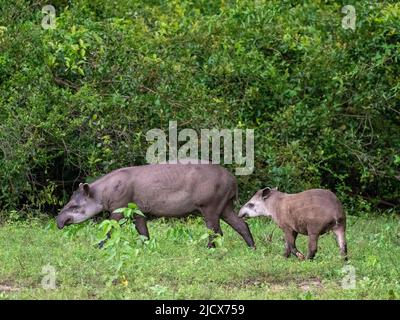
[56,183,103,229]
[238,187,277,218]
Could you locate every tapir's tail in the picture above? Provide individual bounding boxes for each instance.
[232,181,240,204]
[234,180,239,203]
[226,171,239,206]
[335,216,346,229]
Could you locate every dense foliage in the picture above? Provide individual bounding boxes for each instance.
[0,0,399,215]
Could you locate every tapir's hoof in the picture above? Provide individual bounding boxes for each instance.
[296,252,305,260]
[98,240,106,249]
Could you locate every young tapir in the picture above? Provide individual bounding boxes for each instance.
[238,188,347,260]
[56,161,255,248]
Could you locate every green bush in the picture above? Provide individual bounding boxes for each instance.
[0,0,399,215]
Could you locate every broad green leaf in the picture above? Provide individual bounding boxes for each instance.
[133,209,145,217]
[128,202,138,209]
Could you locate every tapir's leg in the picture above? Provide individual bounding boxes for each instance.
[284,229,304,259]
[221,207,255,248]
[111,213,150,239]
[201,209,223,248]
[110,212,123,221]
[284,230,298,258]
[134,216,150,239]
[98,212,124,248]
[333,226,348,261]
[306,234,319,260]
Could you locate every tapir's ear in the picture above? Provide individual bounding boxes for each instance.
[82,183,90,196]
[261,187,272,200]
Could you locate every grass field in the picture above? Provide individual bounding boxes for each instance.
[0,213,399,299]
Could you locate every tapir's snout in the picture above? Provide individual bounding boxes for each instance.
[238,207,249,218]
[56,214,72,229]
[238,202,260,219]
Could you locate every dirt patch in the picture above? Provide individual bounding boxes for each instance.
[222,274,325,292]
[222,273,295,290]
[269,284,287,292]
[0,282,21,292]
[298,277,324,291]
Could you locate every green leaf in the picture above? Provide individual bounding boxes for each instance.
[200,233,209,240]
[77,67,85,76]
[128,202,137,209]
[394,155,400,166]
[123,208,133,219]
[110,220,120,229]
[133,209,145,217]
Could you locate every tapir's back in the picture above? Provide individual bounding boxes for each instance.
[282,189,345,234]
[119,162,237,216]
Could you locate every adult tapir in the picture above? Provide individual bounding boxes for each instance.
[56,161,255,248]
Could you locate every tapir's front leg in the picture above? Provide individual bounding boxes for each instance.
[283,229,305,260]
[98,213,150,248]
[98,212,124,248]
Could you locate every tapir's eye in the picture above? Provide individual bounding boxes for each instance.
[69,206,79,212]
[247,203,255,208]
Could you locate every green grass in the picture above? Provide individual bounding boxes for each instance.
[1,213,400,299]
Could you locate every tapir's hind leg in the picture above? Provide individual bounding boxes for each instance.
[333,225,348,260]
[221,204,255,248]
